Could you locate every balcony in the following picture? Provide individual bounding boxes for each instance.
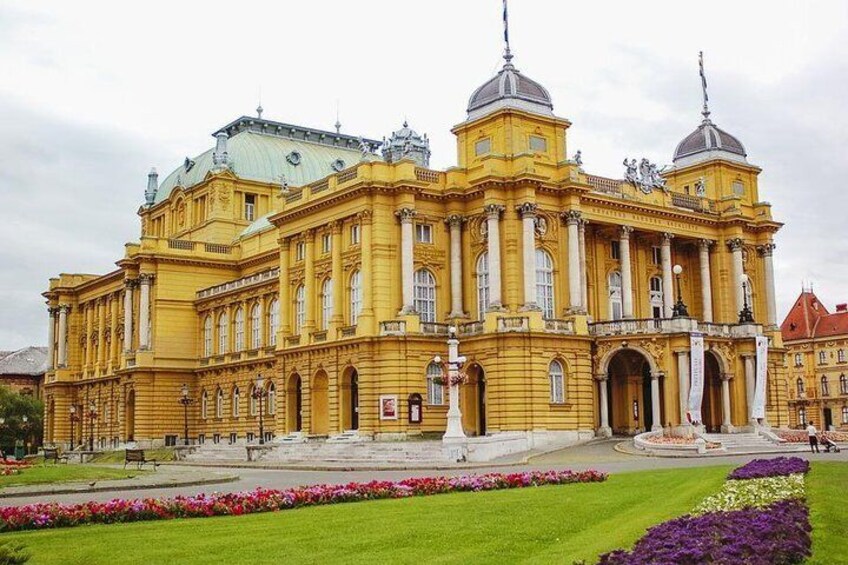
[380,320,406,336]
[497,317,529,333]
[458,321,484,337]
[544,319,575,334]
[420,322,450,336]
[589,318,664,336]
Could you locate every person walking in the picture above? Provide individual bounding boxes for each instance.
[806,421,820,453]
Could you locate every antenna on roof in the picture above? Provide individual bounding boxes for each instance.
[256,86,264,119]
[335,99,342,134]
[698,51,711,122]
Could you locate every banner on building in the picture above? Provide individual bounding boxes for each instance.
[687,333,705,423]
[751,335,769,419]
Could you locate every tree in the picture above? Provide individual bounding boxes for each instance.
[0,385,43,455]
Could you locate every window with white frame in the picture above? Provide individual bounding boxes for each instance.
[797,378,805,397]
[244,194,256,221]
[234,307,244,351]
[201,390,208,419]
[794,353,803,367]
[296,241,305,261]
[268,298,279,346]
[839,349,845,363]
[476,252,490,320]
[350,224,360,245]
[426,362,444,405]
[203,315,213,357]
[350,271,362,325]
[249,385,258,416]
[322,233,331,254]
[821,376,830,396]
[841,374,847,395]
[609,271,623,320]
[649,276,663,319]
[549,360,565,404]
[610,241,620,260]
[232,386,240,417]
[651,246,661,266]
[321,278,333,331]
[536,249,554,319]
[415,223,433,244]
[843,406,848,424]
[217,313,229,354]
[798,407,806,425]
[267,382,276,415]
[819,351,827,365]
[216,389,223,418]
[295,286,305,334]
[414,269,436,322]
[250,303,261,349]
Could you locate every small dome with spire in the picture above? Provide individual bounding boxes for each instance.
[466,52,553,121]
[382,121,431,167]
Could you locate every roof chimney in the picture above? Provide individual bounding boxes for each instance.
[836,304,847,313]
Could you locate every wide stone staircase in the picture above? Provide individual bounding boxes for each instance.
[701,432,782,452]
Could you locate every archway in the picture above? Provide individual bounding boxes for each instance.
[603,348,663,435]
[311,371,330,436]
[701,351,724,433]
[340,367,359,431]
[286,374,302,433]
[125,389,136,442]
[461,363,486,436]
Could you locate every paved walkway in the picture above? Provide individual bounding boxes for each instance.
[1,439,844,507]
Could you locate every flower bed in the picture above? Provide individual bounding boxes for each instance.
[728,456,810,480]
[0,469,607,532]
[0,460,32,477]
[776,430,848,443]
[694,474,805,514]
[642,436,721,449]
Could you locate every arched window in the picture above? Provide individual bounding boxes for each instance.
[842,406,848,424]
[426,362,444,405]
[476,252,490,320]
[268,298,279,347]
[549,360,565,404]
[322,278,333,331]
[295,286,305,335]
[234,307,244,351]
[217,312,229,354]
[201,390,208,420]
[796,377,805,397]
[203,315,213,357]
[608,271,623,320]
[798,407,806,425]
[649,276,663,319]
[232,386,240,418]
[350,271,362,325]
[267,382,276,415]
[841,374,848,395]
[821,375,830,397]
[536,249,554,319]
[250,303,261,349]
[215,388,224,418]
[414,269,436,322]
[249,384,258,416]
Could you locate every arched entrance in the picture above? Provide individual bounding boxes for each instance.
[462,364,486,436]
[311,371,330,436]
[701,351,724,433]
[603,348,663,435]
[340,368,359,431]
[286,374,302,432]
[125,389,136,442]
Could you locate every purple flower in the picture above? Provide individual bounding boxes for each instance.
[728,457,810,480]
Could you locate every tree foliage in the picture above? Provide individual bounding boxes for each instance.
[0,385,43,452]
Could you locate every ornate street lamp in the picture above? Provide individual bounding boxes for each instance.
[738,274,755,323]
[178,384,194,446]
[671,264,689,318]
[69,405,80,450]
[87,400,98,452]
[436,326,467,440]
[253,374,265,444]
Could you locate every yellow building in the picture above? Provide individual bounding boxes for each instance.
[42,47,789,455]
[781,290,848,431]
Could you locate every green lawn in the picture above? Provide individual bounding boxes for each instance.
[807,461,848,565]
[0,465,145,489]
[0,466,729,564]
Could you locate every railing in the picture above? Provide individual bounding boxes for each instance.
[458,320,484,336]
[589,318,664,336]
[211,355,225,364]
[286,189,303,203]
[339,325,357,338]
[312,330,328,343]
[337,169,358,184]
[380,320,407,336]
[497,317,529,333]
[126,357,136,368]
[420,322,450,335]
[205,243,231,254]
[310,179,330,194]
[168,239,194,250]
[544,319,575,334]
[246,349,260,358]
[286,336,301,347]
[671,193,717,213]
[197,268,279,299]
[697,322,734,337]
[586,174,623,195]
[199,358,209,366]
[414,167,441,183]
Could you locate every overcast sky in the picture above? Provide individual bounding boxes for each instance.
[1,0,846,349]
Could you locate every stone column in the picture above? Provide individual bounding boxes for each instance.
[758,243,777,326]
[596,375,611,437]
[650,372,662,431]
[661,233,674,318]
[699,240,714,323]
[446,215,465,317]
[396,208,416,315]
[109,295,119,365]
[727,238,745,319]
[563,210,582,312]
[620,226,634,319]
[97,298,107,365]
[677,351,690,425]
[304,230,316,334]
[279,239,291,338]
[721,374,734,432]
[47,307,57,370]
[518,203,539,310]
[484,204,505,310]
[743,354,757,426]
[578,220,588,313]
[85,304,93,366]
[359,210,375,332]
[57,305,69,367]
[123,280,135,352]
[138,274,154,350]
[331,222,343,329]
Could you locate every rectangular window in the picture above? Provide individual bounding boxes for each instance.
[839,350,845,363]
[611,241,621,260]
[164,435,177,447]
[474,138,491,156]
[296,241,305,261]
[795,353,803,367]
[229,432,237,445]
[529,135,547,152]
[651,246,661,266]
[322,233,331,254]
[264,431,274,443]
[246,432,255,443]
[819,351,827,365]
[198,434,205,445]
[415,223,432,244]
[244,194,256,221]
[732,180,745,197]
[350,224,360,245]
[213,433,221,444]
[684,185,691,195]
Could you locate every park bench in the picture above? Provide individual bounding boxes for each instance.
[43,447,69,464]
[124,449,158,470]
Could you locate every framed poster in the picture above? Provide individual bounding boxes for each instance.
[380,395,398,420]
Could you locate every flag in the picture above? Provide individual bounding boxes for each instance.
[699,51,708,104]
[503,0,510,50]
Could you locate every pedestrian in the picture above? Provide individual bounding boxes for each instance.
[806,421,820,453]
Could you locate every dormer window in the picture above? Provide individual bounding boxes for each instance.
[475,138,491,156]
[529,135,547,153]
[244,194,256,222]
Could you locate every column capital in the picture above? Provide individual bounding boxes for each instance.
[594,373,609,382]
[650,371,664,380]
[358,209,373,225]
[720,373,734,382]
[138,273,155,285]
[124,278,139,289]
[48,306,60,316]
[445,214,466,228]
[620,225,634,239]
[757,243,776,257]
[561,209,582,225]
[484,204,505,219]
[661,232,674,244]
[726,237,744,252]
[699,238,714,251]
[395,207,417,223]
[516,202,538,219]
[330,220,343,234]
[59,304,72,314]
[279,237,291,250]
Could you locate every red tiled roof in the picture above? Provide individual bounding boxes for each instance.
[781,291,848,340]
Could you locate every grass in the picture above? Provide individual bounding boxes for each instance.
[0,465,145,489]
[807,461,848,564]
[0,466,729,564]
[86,448,175,464]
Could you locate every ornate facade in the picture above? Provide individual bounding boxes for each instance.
[42,48,789,450]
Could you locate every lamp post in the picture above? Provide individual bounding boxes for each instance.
[87,400,97,451]
[436,326,466,440]
[0,417,5,459]
[671,264,689,318]
[178,384,194,446]
[253,374,265,444]
[21,415,28,455]
[69,405,80,450]
[738,274,755,323]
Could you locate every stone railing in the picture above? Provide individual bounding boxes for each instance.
[458,321,484,336]
[168,239,195,251]
[586,174,623,195]
[589,318,664,336]
[285,189,303,203]
[671,193,717,213]
[310,179,330,194]
[544,319,575,334]
[204,243,231,254]
[697,322,734,337]
[380,320,407,336]
[197,268,279,299]
[497,317,529,333]
[414,167,441,183]
[286,335,301,347]
[338,325,357,338]
[336,168,358,184]
[312,330,328,343]
[420,322,450,335]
